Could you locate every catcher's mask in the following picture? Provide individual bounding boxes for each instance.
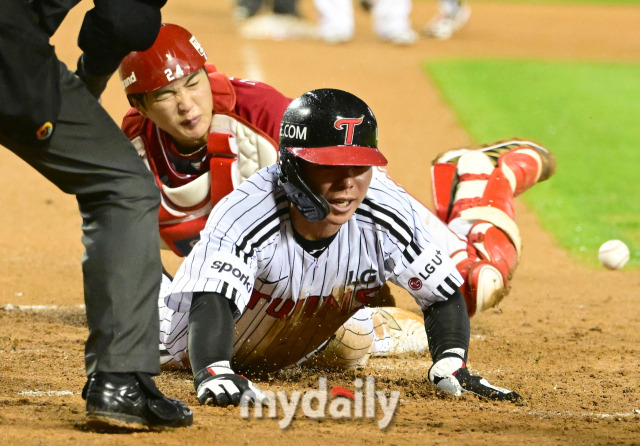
[118,23,207,96]
[278,88,387,222]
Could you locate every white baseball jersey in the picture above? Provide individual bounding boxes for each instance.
[164,165,466,372]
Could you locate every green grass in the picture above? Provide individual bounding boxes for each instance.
[424,60,640,268]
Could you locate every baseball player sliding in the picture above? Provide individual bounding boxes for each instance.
[117,25,555,404]
[163,88,542,405]
[117,24,439,373]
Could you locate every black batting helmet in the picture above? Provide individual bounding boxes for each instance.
[278,88,388,222]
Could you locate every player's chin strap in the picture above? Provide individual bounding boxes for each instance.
[280,177,329,222]
[277,157,329,222]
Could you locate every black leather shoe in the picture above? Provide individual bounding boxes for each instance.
[83,372,193,431]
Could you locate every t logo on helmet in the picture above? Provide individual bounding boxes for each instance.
[334,116,364,145]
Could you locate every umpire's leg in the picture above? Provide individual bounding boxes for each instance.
[1,62,162,376]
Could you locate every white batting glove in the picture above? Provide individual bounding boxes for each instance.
[429,354,466,396]
[428,349,522,402]
[194,361,268,406]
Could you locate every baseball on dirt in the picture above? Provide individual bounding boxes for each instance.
[598,240,630,270]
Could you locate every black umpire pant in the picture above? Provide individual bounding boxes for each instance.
[0,63,162,376]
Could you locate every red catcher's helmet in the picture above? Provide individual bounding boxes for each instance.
[118,23,207,95]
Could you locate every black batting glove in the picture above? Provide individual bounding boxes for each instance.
[428,350,522,402]
[193,361,268,406]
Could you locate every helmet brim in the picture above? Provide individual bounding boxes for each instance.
[285,146,388,166]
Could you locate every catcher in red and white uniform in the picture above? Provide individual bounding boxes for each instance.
[117,24,441,373]
[118,23,289,258]
[164,88,554,406]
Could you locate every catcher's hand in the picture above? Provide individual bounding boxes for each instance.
[194,361,268,406]
[429,355,522,402]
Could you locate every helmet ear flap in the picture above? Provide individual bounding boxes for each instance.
[278,151,329,222]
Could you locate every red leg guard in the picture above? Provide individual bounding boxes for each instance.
[447,151,516,222]
[430,140,555,316]
[453,222,518,317]
[431,139,556,215]
[498,147,555,196]
[431,163,457,222]
[450,253,477,317]
[468,222,518,282]
[451,167,516,220]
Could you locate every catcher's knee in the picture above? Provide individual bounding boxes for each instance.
[454,223,518,317]
[370,307,429,356]
[308,306,431,368]
[306,308,376,369]
[464,261,510,317]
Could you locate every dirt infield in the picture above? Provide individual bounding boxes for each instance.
[1,1,639,444]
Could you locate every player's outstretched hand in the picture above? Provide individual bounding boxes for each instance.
[428,356,522,402]
[194,361,268,406]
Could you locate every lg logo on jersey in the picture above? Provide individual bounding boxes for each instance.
[346,268,377,285]
[408,250,444,291]
[211,260,252,293]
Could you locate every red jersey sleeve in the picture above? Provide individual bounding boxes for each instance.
[229,78,293,144]
[121,106,146,139]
